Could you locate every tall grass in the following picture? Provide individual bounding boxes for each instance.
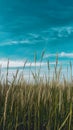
[0,55,73,130]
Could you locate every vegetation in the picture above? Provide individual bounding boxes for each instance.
[0,55,73,130]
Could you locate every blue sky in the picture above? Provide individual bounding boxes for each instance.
[0,0,73,68]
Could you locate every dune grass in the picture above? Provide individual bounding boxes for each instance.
[0,55,73,130]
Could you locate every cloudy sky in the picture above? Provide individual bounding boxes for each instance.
[0,0,73,68]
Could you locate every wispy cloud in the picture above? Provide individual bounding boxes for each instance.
[0,39,33,46]
[0,59,58,68]
[0,26,73,47]
[52,26,73,38]
[0,60,24,68]
[44,52,73,58]
[28,33,39,38]
[42,26,73,39]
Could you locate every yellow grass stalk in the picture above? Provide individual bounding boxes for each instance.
[59,110,72,130]
[3,87,11,130]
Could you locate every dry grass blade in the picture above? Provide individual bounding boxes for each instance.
[6,59,9,85]
[0,54,73,130]
[59,111,72,130]
[3,87,11,130]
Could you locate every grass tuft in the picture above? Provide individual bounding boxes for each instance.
[0,55,73,130]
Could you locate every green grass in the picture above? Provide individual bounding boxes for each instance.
[0,55,73,130]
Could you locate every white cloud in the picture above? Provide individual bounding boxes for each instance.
[44,52,73,58]
[42,26,73,39]
[20,39,31,44]
[0,59,58,68]
[60,52,73,57]
[0,39,32,46]
[0,60,24,68]
[28,33,39,38]
[0,26,73,47]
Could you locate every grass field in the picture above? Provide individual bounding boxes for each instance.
[0,56,73,130]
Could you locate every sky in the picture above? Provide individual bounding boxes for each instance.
[0,0,73,71]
